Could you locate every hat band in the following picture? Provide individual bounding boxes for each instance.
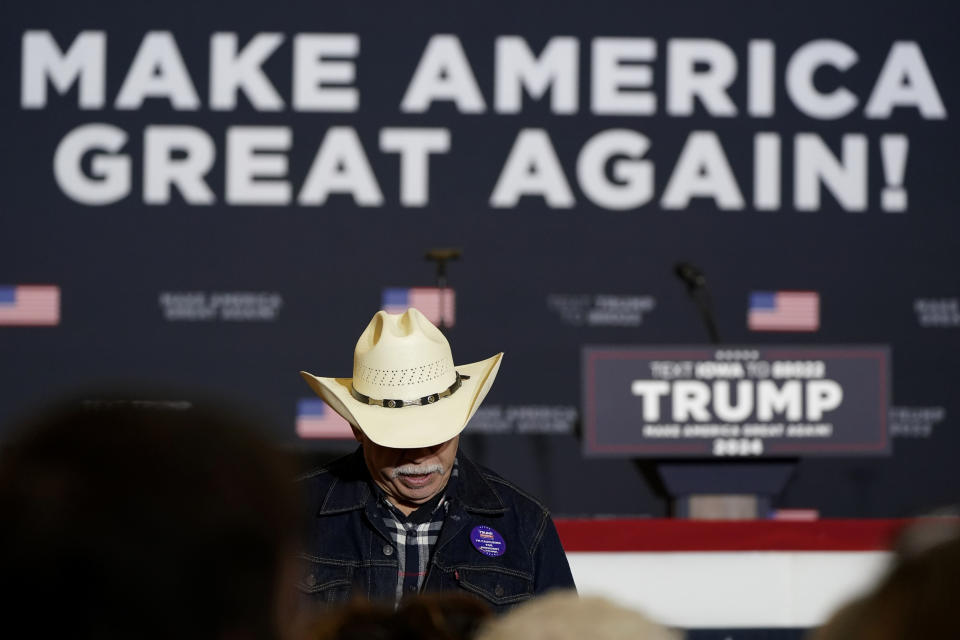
[350,372,471,409]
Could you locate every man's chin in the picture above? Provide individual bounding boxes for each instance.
[394,474,447,504]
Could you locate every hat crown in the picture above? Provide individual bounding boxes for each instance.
[352,308,457,399]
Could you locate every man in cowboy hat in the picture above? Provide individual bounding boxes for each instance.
[298,308,575,612]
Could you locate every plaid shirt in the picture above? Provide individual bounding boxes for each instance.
[378,459,459,606]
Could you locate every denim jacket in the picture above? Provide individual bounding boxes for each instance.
[296,448,576,613]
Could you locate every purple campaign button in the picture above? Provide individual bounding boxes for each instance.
[470,525,506,557]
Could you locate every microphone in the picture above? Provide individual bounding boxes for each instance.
[424,249,461,331]
[425,248,461,282]
[674,261,706,291]
[673,261,720,343]
[425,248,462,262]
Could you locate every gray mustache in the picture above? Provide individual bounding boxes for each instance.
[392,463,444,478]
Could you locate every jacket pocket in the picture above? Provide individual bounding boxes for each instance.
[296,557,354,604]
[455,566,534,606]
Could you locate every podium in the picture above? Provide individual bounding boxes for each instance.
[581,345,891,518]
[658,461,796,519]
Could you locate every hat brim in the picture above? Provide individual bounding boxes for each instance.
[300,353,502,449]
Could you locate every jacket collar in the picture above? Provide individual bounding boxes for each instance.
[316,446,506,516]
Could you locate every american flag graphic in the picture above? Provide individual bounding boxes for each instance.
[0,285,60,326]
[748,291,820,332]
[295,399,353,439]
[382,287,456,327]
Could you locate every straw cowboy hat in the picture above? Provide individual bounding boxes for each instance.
[300,308,503,449]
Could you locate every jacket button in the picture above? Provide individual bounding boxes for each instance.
[383,545,394,556]
[494,584,504,597]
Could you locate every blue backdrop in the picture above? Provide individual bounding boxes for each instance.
[1,0,958,518]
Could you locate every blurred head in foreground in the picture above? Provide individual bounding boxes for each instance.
[308,592,492,640]
[0,397,299,640]
[811,526,960,640]
[474,592,681,640]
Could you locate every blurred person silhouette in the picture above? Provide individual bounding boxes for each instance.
[0,396,301,640]
[809,522,960,640]
[397,592,493,640]
[308,592,491,640]
[474,591,681,640]
[307,599,396,640]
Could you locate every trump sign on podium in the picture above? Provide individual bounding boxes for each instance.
[582,346,891,457]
